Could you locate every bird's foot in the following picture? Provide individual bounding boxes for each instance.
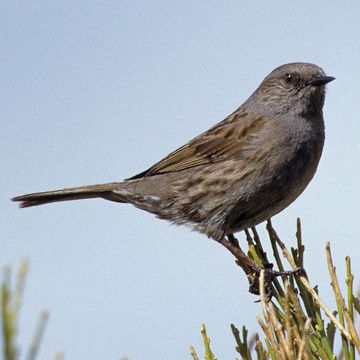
[218,234,304,301]
[248,263,304,301]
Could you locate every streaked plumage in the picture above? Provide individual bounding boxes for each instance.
[12,63,334,240]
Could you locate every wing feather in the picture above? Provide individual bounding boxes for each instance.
[129,110,271,179]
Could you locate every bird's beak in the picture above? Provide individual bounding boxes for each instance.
[307,76,335,86]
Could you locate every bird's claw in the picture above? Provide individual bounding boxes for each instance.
[248,264,304,301]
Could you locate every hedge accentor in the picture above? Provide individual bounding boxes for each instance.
[13,63,334,241]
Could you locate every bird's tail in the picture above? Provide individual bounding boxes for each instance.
[12,182,124,208]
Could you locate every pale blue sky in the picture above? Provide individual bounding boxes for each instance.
[1,1,360,359]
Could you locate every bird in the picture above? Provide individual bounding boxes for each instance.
[12,63,334,242]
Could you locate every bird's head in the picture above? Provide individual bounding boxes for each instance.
[254,63,335,116]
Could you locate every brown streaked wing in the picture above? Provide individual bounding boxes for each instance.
[129,110,270,179]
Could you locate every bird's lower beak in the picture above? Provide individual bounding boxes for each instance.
[307,76,335,86]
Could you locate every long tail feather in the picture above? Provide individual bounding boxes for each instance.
[12,182,122,208]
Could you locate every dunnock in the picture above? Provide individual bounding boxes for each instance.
[13,63,334,242]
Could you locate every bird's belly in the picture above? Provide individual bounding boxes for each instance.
[225,145,322,233]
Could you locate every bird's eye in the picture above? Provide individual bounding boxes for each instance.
[285,74,293,83]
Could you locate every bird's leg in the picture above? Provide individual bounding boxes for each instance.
[219,234,260,276]
[217,234,302,300]
[218,235,268,296]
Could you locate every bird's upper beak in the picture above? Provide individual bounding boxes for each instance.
[307,76,335,86]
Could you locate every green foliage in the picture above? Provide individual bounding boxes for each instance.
[1,219,359,359]
[191,219,360,359]
[1,261,49,360]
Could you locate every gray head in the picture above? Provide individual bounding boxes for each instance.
[248,63,335,116]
